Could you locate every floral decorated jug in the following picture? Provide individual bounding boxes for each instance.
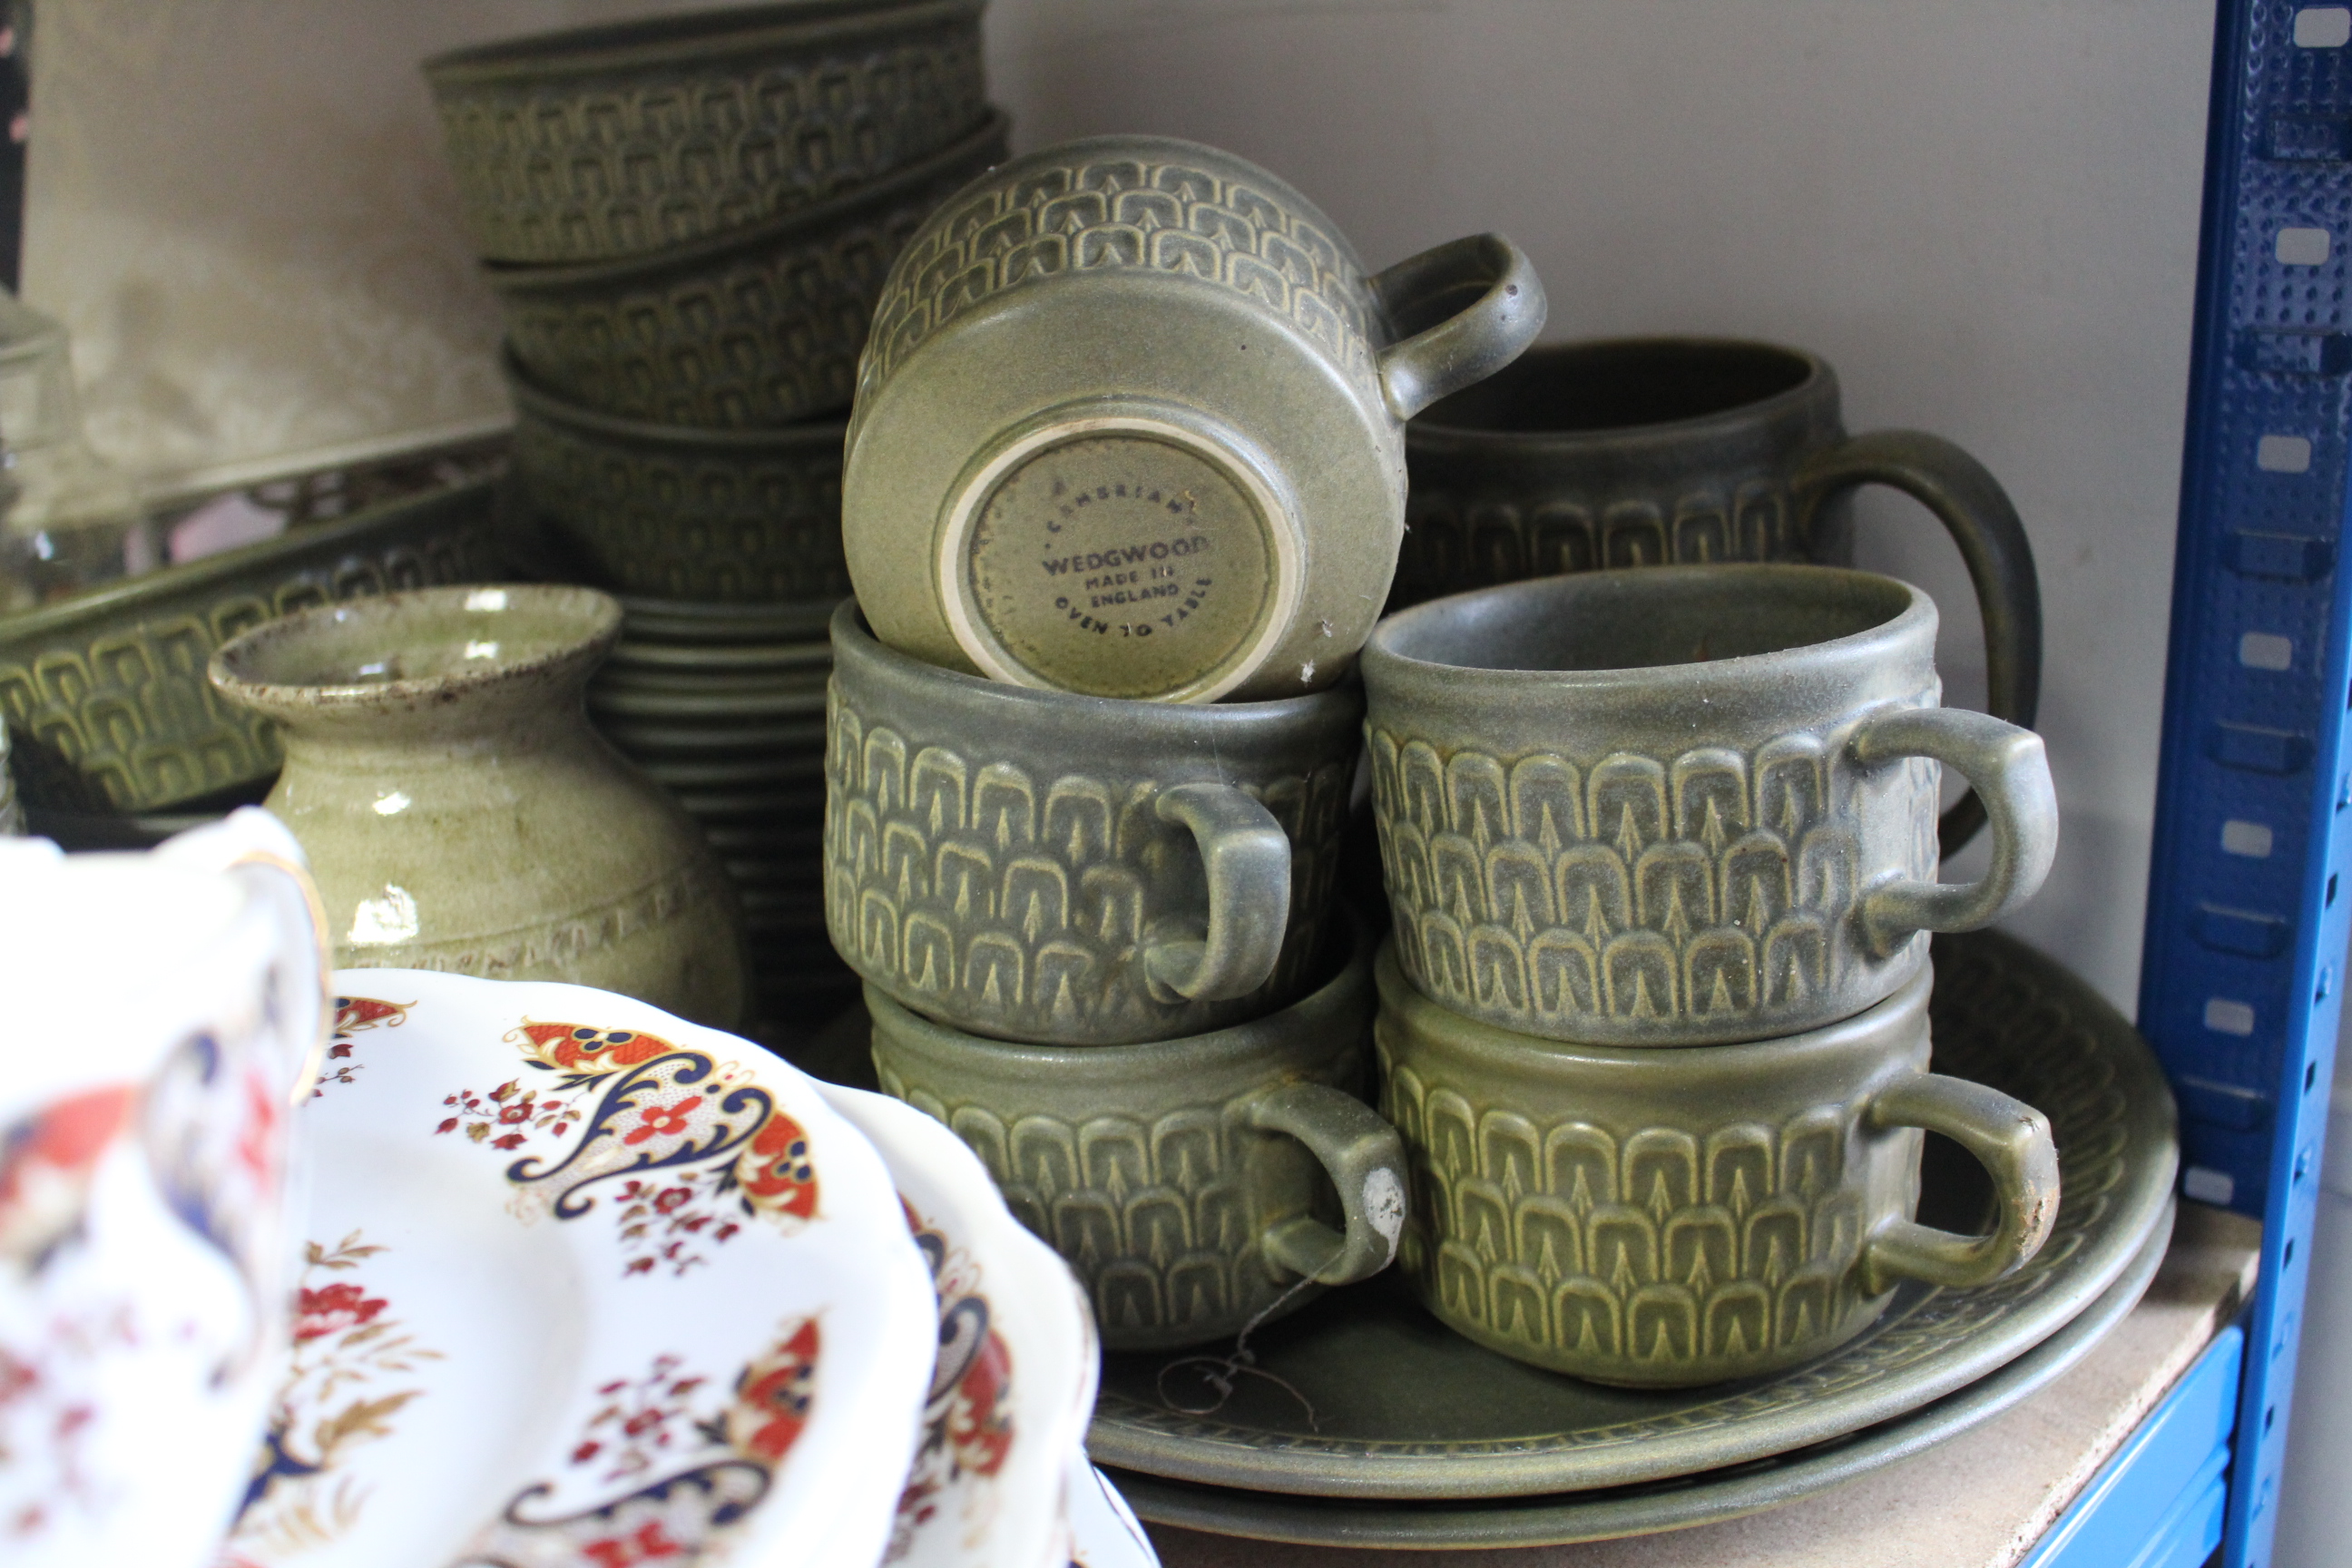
[0,809,328,1568]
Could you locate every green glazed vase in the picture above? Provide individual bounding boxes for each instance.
[208,585,748,1028]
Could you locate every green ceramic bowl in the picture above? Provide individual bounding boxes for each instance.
[505,352,854,604]
[492,113,1009,427]
[0,479,500,816]
[425,0,989,267]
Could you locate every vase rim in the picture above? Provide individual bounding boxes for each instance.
[206,583,622,716]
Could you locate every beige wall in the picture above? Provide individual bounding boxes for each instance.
[23,0,2218,1010]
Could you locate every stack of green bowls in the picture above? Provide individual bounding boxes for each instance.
[427,0,1009,1038]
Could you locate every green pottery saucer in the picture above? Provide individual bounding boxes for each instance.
[1102,1200,2171,1548]
[1088,931,2176,1500]
[587,682,830,721]
[593,716,828,754]
[605,638,834,673]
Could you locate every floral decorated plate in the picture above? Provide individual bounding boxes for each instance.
[818,1085,1103,1568]
[223,972,937,1568]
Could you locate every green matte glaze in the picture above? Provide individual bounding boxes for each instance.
[867,922,1408,1351]
[842,135,1545,702]
[208,585,748,1028]
[825,602,1359,1044]
[1377,944,2058,1387]
[1084,929,2177,1503]
[1360,564,2057,1046]
[1397,337,2044,854]
[490,113,1008,427]
[502,351,852,603]
[425,0,989,266]
[0,480,502,818]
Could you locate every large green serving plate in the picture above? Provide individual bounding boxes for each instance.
[1103,1200,2171,1548]
[1088,931,2177,1502]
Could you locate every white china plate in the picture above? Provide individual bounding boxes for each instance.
[819,1084,1161,1568]
[821,1085,1105,1568]
[222,972,936,1568]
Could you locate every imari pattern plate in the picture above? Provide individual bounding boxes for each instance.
[820,1085,1127,1568]
[221,971,938,1568]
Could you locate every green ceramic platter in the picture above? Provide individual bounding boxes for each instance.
[615,594,841,645]
[668,788,830,820]
[1102,1200,2171,1548]
[593,669,833,702]
[1088,931,2177,1500]
[631,754,827,788]
[604,638,834,673]
[587,682,830,721]
[591,717,828,754]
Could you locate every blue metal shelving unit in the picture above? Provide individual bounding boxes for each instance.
[2134,3,2352,1564]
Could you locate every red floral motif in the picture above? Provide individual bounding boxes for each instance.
[513,1022,680,1074]
[467,1319,819,1564]
[439,1018,823,1279]
[292,1281,388,1343]
[729,1320,819,1464]
[625,1098,703,1146]
[738,1114,819,1220]
[314,996,409,1097]
[0,1084,136,1269]
[887,1207,1016,1564]
[230,1231,442,1557]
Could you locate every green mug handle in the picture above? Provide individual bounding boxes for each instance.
[1143,781,1292,1003]
[1370,234,1549,421]
[1791,430,2043,858]
[1850,706,2060,956]
[1861,1073,2062,1294]
[1246,1082,1410,1285]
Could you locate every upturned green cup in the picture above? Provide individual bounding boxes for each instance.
[1375,943,2059,1387]
[868,926,1407,1351]
[826,600,1358,1044]
[1361,564,2057,1049]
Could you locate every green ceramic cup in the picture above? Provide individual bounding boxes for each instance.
[1361,564,2057,1049]
[1375,943,2059,1387]
[869,924,1407,1350]
[843,134,1546,704]
[826,601,1359,1044]
[1396,337,2043,854]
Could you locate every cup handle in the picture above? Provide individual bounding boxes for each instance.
[1792,430,2043,858]
[153,807,335,1105]
[1143,781,1292,1002]
[1245,1082,1410,1285]
[1369,234,1548,421]
[1861,1073,2061,1293]
[1849,706,2059,956]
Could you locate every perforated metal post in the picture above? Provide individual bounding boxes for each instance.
[2139,5,2352,1563]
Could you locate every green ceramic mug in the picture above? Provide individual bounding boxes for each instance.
[1361,564,2056,1049]
[826,600,1359,1044]
[869,925,1407,1350]
[1375,943,2059,1387]
[1396,338,2042,853]
[843,134,1545,704]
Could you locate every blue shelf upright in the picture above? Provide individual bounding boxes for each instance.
[2140,4,2352,1565]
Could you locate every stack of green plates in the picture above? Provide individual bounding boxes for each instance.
[588,591,855,1027]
